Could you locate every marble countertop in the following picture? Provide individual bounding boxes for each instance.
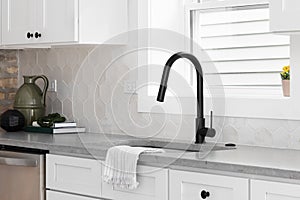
[0,131,300,180]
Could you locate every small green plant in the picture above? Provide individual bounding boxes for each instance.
[280,65,290,80]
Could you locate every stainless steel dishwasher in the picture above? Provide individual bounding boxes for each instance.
[0,145,47,200]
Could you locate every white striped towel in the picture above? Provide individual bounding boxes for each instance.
[103,145,164,189]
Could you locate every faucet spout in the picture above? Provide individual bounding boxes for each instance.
[156,52,215,144]
[157,52,204,118]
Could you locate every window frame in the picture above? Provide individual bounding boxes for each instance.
[137,0,197,115]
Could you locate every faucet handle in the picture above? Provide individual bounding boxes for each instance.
[210,110,213,129]
[206,110,216,138]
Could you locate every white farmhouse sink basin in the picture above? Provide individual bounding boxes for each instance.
[121,139,236,153]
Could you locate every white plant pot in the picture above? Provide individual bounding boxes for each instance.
[282,80,290,97]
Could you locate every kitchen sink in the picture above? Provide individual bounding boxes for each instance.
[122,139,236,153]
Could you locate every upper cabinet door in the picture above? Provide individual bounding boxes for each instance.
[270,0,300,33]
[2,0,37,45]
[37,0,79,43]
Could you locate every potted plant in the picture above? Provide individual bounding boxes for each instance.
[280,65,290,97]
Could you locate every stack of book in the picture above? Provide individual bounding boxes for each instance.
[24,121,85,134]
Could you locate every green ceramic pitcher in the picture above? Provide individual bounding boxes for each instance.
[14,75,49,126]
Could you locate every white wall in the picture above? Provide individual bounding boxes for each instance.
[17,0,300,149]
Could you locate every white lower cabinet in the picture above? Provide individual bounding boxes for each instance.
[47,190,101,200]
[46,154,102,198]
[169,170,249,200]
[46,154,168,200]
[46,154,300,200]
[251,180,300,200]
[102,165,168,200]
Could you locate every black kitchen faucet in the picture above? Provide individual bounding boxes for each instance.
[157,52,216,144]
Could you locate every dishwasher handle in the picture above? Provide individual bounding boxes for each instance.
[0,156,38,167]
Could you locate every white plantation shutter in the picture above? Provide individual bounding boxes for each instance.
[193,2,290,98]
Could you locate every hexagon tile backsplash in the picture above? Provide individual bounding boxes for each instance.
[18,46,300,150]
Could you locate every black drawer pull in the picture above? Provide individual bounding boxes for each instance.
[27,32,33,39]
[201,190,210,199]
[35,32,42,38]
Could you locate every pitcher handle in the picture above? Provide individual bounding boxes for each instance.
[33,75,49,106]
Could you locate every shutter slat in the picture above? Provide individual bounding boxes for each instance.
[204,46,289,61]
[200,8,269,25]
[204,59,289,73]
[204,86,282,97]
[206,73,281,86]
[200,20,269,37]
[201,34,289,49]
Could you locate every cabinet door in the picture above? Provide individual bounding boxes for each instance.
[2,0,37,45]
[46,154,102,198]
[270,0,300,32]
[47,190,101,200]
[251,180,300,200]
[37,0,79,43]
[102,165,168,200]
[170,170,249,200]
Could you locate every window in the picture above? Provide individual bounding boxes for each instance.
[138,0,300,120]
[190,0,290,98]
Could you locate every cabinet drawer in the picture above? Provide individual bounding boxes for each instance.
[251,179,300,200]
[170,170,249,200]
[47,190,100,200]
[102,165,168,200]
[46,154,102,198]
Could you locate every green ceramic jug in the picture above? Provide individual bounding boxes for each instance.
[14,75,49,126]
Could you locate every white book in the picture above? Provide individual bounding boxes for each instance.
[32,121,77,128]
[52,127,86,134]
[53,122,77,128]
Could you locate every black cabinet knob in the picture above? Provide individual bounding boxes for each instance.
[27,32,33,39]
[35,32,42,38]
[201,190,210,199]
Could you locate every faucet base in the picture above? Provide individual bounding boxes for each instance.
[195,117,206,144]
[195,134,206,144]
[195,117,216,144]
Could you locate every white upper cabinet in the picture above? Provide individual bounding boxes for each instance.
[270,0,300,33]
[0,0,2,45]
[2,0,127,45]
